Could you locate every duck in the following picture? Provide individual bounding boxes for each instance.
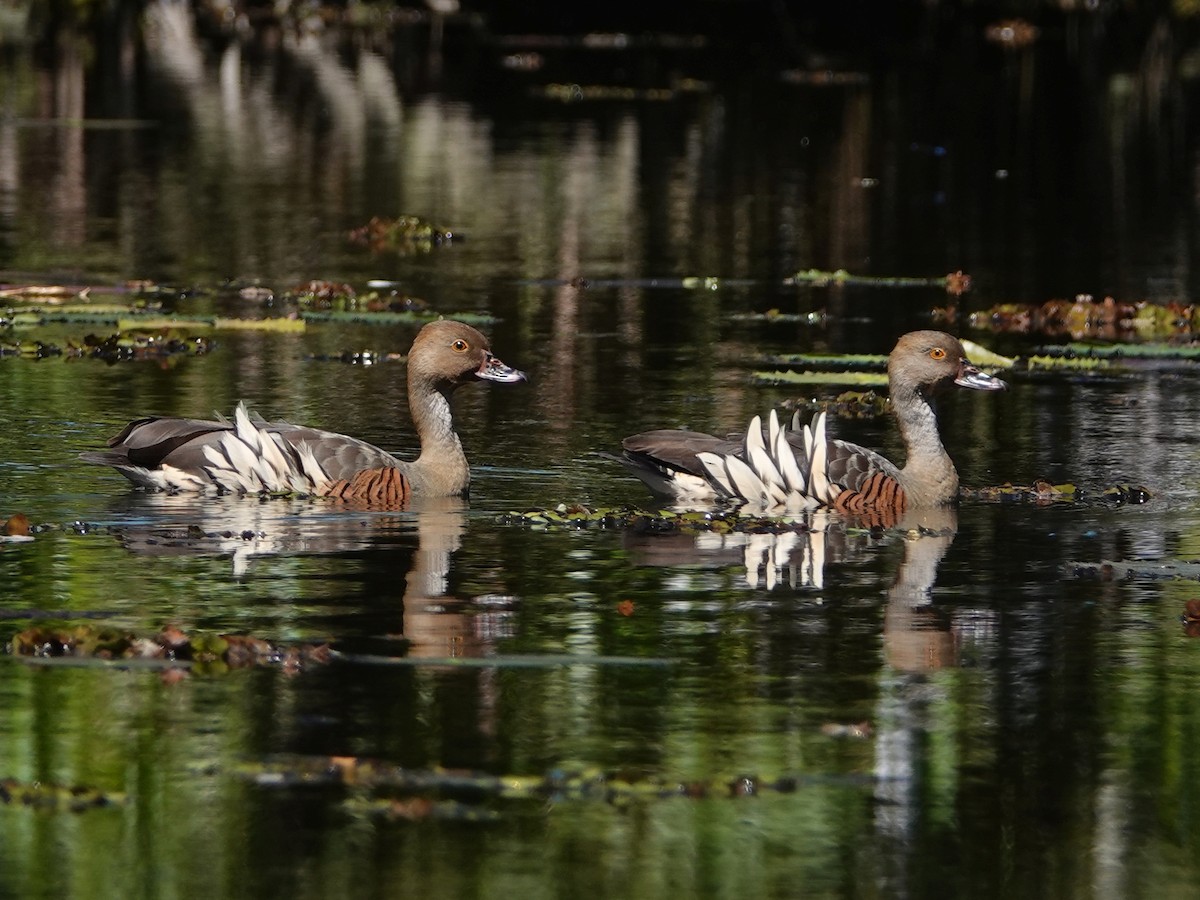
[620,330,1006,514]
[81,319,527,501]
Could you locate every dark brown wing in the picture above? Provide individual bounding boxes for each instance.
[79,416,235,470]
[620,429,741,496]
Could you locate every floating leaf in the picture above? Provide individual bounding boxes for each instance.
[300,309,495,326]
[1045,342,1200,360]
[1023,354,1111,371]
[752,369,889,386]
[211,317,305,332]
[784,268,971,295]
[764,352,886,367]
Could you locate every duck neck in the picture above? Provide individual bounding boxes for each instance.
[892,385,958,505]
[409,381,470,495]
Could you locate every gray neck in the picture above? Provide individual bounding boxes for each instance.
[408,383,470,495]
[892,386,958,505]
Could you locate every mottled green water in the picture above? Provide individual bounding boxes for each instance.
[3,4,1200,899]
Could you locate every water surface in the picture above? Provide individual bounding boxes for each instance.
[2,4,1200,898]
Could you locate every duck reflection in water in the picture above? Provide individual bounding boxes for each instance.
[98,492,508,660]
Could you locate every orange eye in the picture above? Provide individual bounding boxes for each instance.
[452,339,469,352]
[929,347,947,360]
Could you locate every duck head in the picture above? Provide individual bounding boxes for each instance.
[889,330,1007,395]
[409,319,527,390]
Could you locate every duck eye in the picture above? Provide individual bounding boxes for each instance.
[452,339,469,352]
[929,347,947,360]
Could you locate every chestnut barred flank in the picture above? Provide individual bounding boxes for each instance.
[320,467,411,507]
[832,472,907,523]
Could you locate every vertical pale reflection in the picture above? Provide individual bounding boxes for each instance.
[666,117,705,261]
[874,507,960,893]
[0,115,15,231]
[1092,773,1130,900]
[828,87,871,271]
[50,40,86,247]
[143,3,406,280]
[288,32,367,172]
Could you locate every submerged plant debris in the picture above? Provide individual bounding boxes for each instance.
[7,624,332,674]
[0,778,125,812]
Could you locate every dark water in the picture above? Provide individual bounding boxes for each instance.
[2,3,1200,898]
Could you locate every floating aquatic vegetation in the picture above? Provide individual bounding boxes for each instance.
[960,339,1017,368]
[1,281,192,303]
[753,369,889,387]
[243,753,865,811]
[207,317,305,332]
[1022,354,1112,372]
[729,309,827,324]
[236,285,275,302]
[0,284,87,302]
[3,306,302,333]
[960,482,1151,504]
[7,624,332,674]
[500,504,817,535]
[964,294,1200,341]
[764,352,888,368]
[1037,342,1200,360]
[307,350,406,365]
[284,282,431,314]
[347,216,458,254]
[0,332,215,362]
[822,390,889,417]
[301,309,494,326]
[785,268,972,296]
[283,280,356,305]
[0,778,125,811]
